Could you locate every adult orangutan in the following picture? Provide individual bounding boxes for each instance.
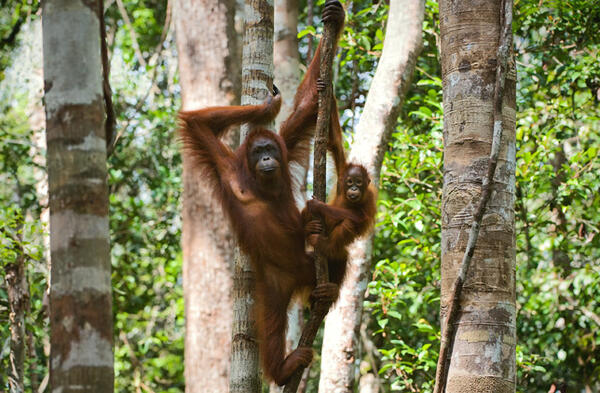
[178,0,345,385]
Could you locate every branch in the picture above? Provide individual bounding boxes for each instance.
[433,1,513,392]
[107,0,172,155]
[115,0,147,68]
[282,11,338,393]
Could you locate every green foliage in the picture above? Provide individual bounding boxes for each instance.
[513,0,600,390]
[0,71,47,389]
[1,0,599,391]
[363,0,600,392]
[0,0,39,81]
[1,0,183,390]
[0,207,46,390]
[364,3,442,390]
[106,1,184,390]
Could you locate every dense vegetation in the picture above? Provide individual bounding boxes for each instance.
[1,0,598,391]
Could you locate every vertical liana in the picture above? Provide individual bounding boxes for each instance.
[282,9,338,393]
[230,0,274,392]
[42,0,113,391]
[437,0,516,392]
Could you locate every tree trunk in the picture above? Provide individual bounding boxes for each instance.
[42,0,113,391]
[274,0,300,125]
[318,0,424,391]
[174,0,240,391]
[438,0,517,392]
[5,246,28,393]
[230,0,273,391]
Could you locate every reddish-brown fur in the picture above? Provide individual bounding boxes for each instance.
[302,124,377,294]
[178,1,345,385]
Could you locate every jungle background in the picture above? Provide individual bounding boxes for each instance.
[1,0,599,392]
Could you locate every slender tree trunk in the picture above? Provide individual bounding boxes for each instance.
[42,0,113,391]
[174,0,240,391]
[5,244,28,393]
[230,0,273,391]
[438,0,516,392]
[318,0,424,391]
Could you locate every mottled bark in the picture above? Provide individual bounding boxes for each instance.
[174,0,240,391]
[42,0,113,391]
[318,0,424,391]
[230,0,274,392]
[438,0,517,392]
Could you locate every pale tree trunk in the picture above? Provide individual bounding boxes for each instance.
[270,1,305,390]
[230,0,274,392]
[318,0,424,391]
[274,0,300,126]
[438,0,516,392]
[42,0,113,391]
[174,0,240,392]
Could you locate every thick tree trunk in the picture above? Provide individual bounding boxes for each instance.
[174,0,240,392]
[42,0,113,391]
[274,0,300,125]
[438,0,517,392]
[318,0,424,391]
[230,0,273,392]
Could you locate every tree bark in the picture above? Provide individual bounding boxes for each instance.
[318,0,424,391]
[230,0,273,391]
[174,0,240,391]
[42,0,113,391]
[274,0,300,126]
[438,0,517,392]
[5,238,28,393]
